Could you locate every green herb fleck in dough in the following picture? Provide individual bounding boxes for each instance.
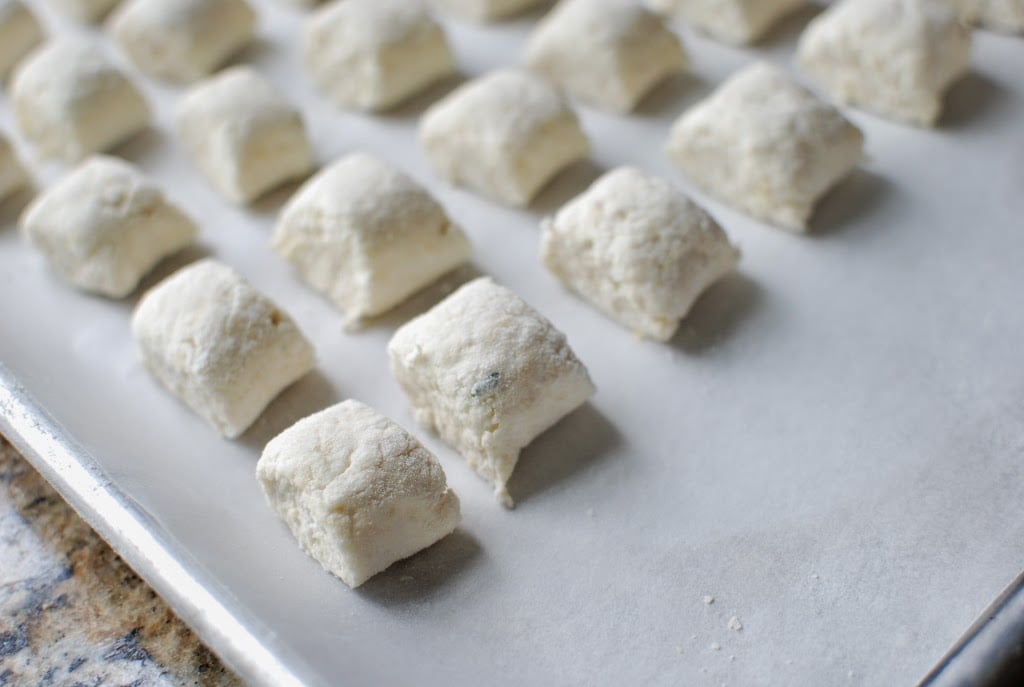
[471,371,501,398]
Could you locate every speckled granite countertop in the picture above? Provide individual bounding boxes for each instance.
[0,436,241,687]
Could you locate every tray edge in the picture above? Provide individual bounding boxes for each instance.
[0,361,317,687]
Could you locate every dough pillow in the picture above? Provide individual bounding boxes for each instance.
[524,0,687,113]
[797,0,971,126]
[419,69,589,207]
[303,0,454,112]
[257,400,461,588]
[666,61,863,232]
[21,156,196,297]
[176,67,314,204]
[10,40,150,163]
[388,277,595,506]
[109,0,257,83]
[132,259,316,438]
[542,167,740,341]
[273,152,471,326]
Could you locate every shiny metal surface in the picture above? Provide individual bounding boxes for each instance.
[922,572,1024,687]
[0,364,318,687]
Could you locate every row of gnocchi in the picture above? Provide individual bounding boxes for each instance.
[0,0,989,219]
[0,141,734,589]
[136,257,595,586]
[0,0,1014,589]
[1,119,605,586]
[2,0,1019,99]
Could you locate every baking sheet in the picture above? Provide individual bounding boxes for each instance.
[2,1,1024,685]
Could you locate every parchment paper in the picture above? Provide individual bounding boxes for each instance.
[2,2,1023,685]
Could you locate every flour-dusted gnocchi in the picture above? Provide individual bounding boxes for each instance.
[132,259,316,438]
[303,0,454,112]
[11,40,150,163]
[109,0,257,83]
[0,0,43,80]
[647,0,806,45]
[541,167,739,342]
[434,0,547,22]
[666,62,863,232]
[257,400,462,588]
[524,0,686,113]
[797,0,972,126]
[21,156,196,298]
[0,134,28,202]
[273,153,471,326]
[388,277,595,507]
[419,69,589,207]
[176,67,314,204]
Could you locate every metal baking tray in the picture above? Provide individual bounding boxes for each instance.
[2,2,1023,685]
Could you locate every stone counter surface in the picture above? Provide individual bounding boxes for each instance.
[0,436,241,687]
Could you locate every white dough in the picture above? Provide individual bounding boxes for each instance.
[303,0,455,112]
[666,61,863,232]
[959,0,1024,31]
[0,134,28,202]
[176,67,314,204]
[419,69,589,207]
[132,259,316,438]
[524,0,687,113]
[647,0,806,45]
[21,156,196,298]
[0,0,43,80]
[10,40,150,163]
[541,167,740,342]
[433,0,547,22]
[388,277,595,506]
[273,153,471,325]
[257,400,461,588]
[797,0,972,126]
[109,0,257,83]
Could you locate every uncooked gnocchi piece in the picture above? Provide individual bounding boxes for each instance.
[109,0,257,83]
[419,69,589,207]
[0,0,43,80]
[388,277,596,506]
[257,400,462,588]
[524,0,687,113]
[273,153,471,326]
[20,156,196,298]
[303,0,454,112]
[666,61,863,232]
[647,0,806,45]
[176,67,314,204]
[10,40,150,163]
[132,259,316,438]
[541,167,740,342]
[797,0,972,126]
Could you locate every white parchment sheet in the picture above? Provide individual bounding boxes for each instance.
[2,2,1023,685]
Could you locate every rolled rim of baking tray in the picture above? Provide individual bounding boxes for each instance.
[0,361,325,687]
[919,570,1024,687]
